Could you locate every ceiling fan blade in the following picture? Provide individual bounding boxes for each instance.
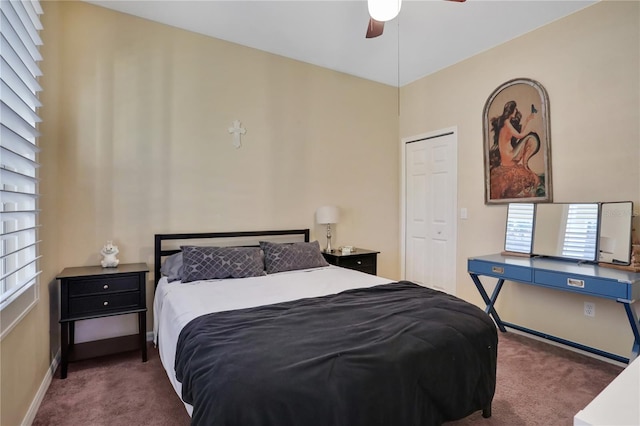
[366,18,384,39]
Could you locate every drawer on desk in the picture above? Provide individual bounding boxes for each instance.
[534,270,628,299]
[69,292,143,316]
[67,275,140,297]
[468,260,532,282]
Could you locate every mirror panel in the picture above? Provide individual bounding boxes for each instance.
[504,203,535,254]
[599,201,633,265]
[533,203,599,261]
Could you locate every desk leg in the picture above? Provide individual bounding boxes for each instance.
[469,273,507,332]
[621,301,640,361]
[139,311,147,362]
[60,322,69,379]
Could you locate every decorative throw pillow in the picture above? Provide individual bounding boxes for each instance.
[160,252,184,282]
[260,240,329,274]
[180,246,265,283]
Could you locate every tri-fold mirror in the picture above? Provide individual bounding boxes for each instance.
[504,201,634,264]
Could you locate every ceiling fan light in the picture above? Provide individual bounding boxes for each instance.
[368,0,402,22]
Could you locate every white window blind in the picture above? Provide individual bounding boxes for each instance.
[561,204,599,261]
[0,0,43,328]
[504,203,535,254]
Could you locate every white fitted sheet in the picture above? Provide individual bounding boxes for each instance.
[152,265,392,414]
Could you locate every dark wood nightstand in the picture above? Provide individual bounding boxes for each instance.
[322,248,379,275]
[57,263,148,379]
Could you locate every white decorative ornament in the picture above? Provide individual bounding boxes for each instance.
[100,240,120,268]
[228,120,246,149]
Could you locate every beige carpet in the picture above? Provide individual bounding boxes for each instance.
[445,332,623,425]
[33,332,622,426]
[33,343,190,426]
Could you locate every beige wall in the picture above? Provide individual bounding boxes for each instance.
[53,1,399,278]
[401,0,639,358]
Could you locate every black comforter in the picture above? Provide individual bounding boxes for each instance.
[175,281,497,426]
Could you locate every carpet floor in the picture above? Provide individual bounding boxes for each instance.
[33,332,623,426]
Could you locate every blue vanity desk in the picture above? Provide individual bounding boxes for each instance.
[468,253,640,363]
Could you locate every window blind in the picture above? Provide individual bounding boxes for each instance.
[0,0,42,315]
[561,204,599,261]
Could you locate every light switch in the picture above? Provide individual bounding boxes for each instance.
[460,208,468,220]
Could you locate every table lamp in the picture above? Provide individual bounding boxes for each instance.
[316,206,340,253]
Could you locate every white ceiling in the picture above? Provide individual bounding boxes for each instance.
[85,0,597,87]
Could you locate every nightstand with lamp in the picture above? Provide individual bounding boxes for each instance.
[315,206,379,275]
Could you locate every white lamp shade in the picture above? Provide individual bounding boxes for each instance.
[368,0,402,22]
[316,206,340,224]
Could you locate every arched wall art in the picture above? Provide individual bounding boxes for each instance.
[482,78,552,205]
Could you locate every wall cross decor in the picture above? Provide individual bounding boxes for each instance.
[228,120,246,149]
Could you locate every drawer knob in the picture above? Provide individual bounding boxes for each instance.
[103,301,109,306]
[103,284,109,289]
[357,261,362,265]
[491,266,504,274]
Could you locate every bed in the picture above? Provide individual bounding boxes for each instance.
[153,229,497,426]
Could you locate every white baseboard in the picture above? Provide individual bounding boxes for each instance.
[23,349,60,426]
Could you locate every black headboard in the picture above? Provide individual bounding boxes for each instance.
[153,229,310,286]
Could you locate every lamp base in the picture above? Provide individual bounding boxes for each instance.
[325,224,333,253]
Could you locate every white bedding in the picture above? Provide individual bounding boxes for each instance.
[152,265,392,414]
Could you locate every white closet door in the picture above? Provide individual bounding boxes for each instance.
[404,131,457,295]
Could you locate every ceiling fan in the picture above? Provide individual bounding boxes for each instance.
[366,0,466,39]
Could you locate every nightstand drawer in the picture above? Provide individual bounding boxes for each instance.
[67,275,140,297]
[339,256,375,273]
[322,248,379,276]
[69,291,143,316]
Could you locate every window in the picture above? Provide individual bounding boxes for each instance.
[0,0,43,339]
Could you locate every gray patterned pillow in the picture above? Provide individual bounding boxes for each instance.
[260,240,329,274]
[180,246,265,283]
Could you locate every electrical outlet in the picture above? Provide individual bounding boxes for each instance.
[584,302,595,317]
